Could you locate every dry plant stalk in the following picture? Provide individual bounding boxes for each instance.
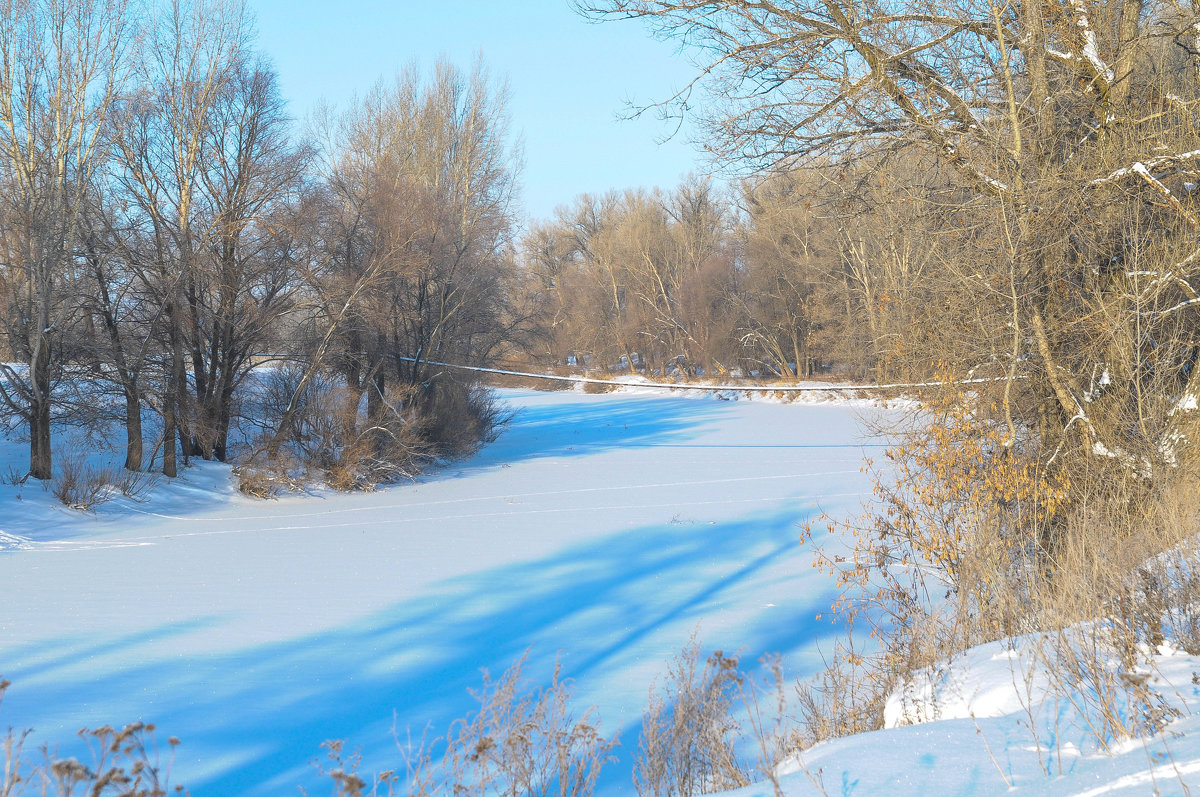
[791,633,888,752]
[1,679,184,797]
[318,654,615,797]
[634,640,750,797]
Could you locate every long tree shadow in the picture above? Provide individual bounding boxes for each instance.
[1,502,840,797]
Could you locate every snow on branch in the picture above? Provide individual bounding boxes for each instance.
[1157,296,1200,318]
[1092,150,1200,186]
[1125,268,1200,302]
[1130,163,1200,227]
[1067,0,1114,88]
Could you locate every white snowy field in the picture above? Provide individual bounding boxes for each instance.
[0,387,890,795]
[5,385,1200,797]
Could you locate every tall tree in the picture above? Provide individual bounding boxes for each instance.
[111,0,250,476]
[264,56,521,477]
[319,58,519,440]
[187,56,308,462]
[0,0,134,479]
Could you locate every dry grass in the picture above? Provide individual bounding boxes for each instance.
[635,641,751,797]
[233,459,305,499]
[1,679,184,797]
[791,636,888,751]
[634,640,796,797]
[318,654,616,797]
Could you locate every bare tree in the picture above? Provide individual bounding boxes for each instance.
[739,173,836,379]
[581,0,1200,470]
[110,0,250,476]
[77,198,158,470]
[186,56,308,462]
[263,56,521,481]
[0,0,133,479]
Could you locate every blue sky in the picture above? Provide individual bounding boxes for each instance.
[247,0,709,222]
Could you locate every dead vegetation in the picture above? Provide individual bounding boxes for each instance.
[238,366,509,495]
[790,383,1200,763]
[0,680,184,797]
[49,454,161,511]
[316,655,616,797]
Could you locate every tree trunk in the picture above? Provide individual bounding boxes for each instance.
[29,334,52,480]
[213,378,235,462]
[163,306,181,478]
[124,388,143,471]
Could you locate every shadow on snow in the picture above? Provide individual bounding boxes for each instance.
[2,502,835,796]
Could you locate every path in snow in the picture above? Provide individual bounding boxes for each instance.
[0,388,891,795]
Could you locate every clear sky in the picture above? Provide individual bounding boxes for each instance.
[246,0,709,223]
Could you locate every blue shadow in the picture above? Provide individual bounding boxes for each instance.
[1,502,838,797]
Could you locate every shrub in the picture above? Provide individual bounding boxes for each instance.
[51,455,117,511]
[248,366,510,493]
[113,468,161,502]
[322,399,434,492]
[415,377,512,457]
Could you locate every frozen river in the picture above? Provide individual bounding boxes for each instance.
[0,387,889,795]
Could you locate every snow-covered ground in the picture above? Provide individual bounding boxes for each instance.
[5,385,1199,796]
[732,633,1200,796]
[0,387,889,795]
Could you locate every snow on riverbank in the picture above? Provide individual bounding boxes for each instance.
[727,636,1200,796]
[0,387,890,795]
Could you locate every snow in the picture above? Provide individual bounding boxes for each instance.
[0,387,889,795]
[5,385,1200,796]
[727,637,1200,796]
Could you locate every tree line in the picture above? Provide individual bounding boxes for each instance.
[570,0,1200,480]
[514,167,943,385]
[0,0,523,487]
[12,0,1200,500]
